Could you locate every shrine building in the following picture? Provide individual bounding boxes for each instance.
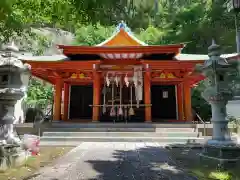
[21,23,240,123]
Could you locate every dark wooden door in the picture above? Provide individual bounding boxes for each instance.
[151,85,177,120]
[69,85,93,119]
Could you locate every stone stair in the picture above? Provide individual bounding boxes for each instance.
[39,123,205,146]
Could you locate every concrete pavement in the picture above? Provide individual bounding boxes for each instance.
[28,142,198,180]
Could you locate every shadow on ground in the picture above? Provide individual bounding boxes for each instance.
[86,145,199,180]
[21,143,240,180]
[165,145,240,180]
[22,173,41,180]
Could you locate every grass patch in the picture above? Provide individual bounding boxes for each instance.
[167,148,240,180]
[209,172,232,180]
[0,146,73,180]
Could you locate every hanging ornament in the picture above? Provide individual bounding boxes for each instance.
[110,82,116,117]
[116,106,120,117]
[129,83,135,116]
[102,105,107,114]
[137,80,142,86]
[135,66,143,102]
[124,106,128,121]
[106,73,110,87]
[132,73,138,108]
[136,85,140,108]
[102,81,107,114]
[136,97,140,108]
[133,76,137,88]
[118,107,123,116]
[110,106,116,116]
[118,76,123,116]
[124,74,129,87]
[115,75,119,87]
[134,66,143,108]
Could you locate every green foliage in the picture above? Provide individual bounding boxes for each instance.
[74,24,115,46]
[209,171,232,180]
[0,0,238,53]
[1,0,239,119]
[0,0,23,42]
[137,26,166,45]
[228,116,240,133]
[12,0,77,30]
[26,77,53,107]
[192,82,212,121]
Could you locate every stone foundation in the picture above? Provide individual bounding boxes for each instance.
[199,144,240,169]
[0,145,30,172]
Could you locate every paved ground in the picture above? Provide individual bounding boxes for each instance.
[28,142,198,180]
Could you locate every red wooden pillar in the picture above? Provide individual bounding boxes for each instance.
[63,83,70,121]
[177,83,184,121]
[144,65,152,122]
[53,79,63,121]
[183,81,192,121]
[92,67,101,122]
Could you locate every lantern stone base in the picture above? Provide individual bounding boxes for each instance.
[199,143,240,169]
[0,145,30,172]
[207,139,236,146]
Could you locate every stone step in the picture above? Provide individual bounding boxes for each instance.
[50,123,195,129]
[39,136,239,147]
[40,141,82,146]
[40,136,204,144]
[155,128,195,132]
[43,127,195,133]
[38,141,169,147]
[44,127,156,132]
[42,131,199,137]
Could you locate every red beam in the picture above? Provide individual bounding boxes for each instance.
[151,78,182,83]
[31,72,55,84]
[24,61,101,69]
[101,59,141,65]
[64,79,92,84]
[141,60,204,69]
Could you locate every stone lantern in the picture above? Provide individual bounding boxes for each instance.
[0,42,31,145]
[195,40,240,168]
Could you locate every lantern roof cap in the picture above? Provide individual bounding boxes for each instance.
[208,39,222,57]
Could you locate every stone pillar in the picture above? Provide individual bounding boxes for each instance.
[209,100,230,143]
[144,65,151,122]
[53,79,62,121]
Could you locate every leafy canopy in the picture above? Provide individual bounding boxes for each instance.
[1,0,236,119]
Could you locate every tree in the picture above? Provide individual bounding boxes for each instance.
[192,82,212,121]
[0,0,23,42]
[74,23,115,45]
[26,77,53,107]
[1,0,238,54]
[1,0,237,121]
